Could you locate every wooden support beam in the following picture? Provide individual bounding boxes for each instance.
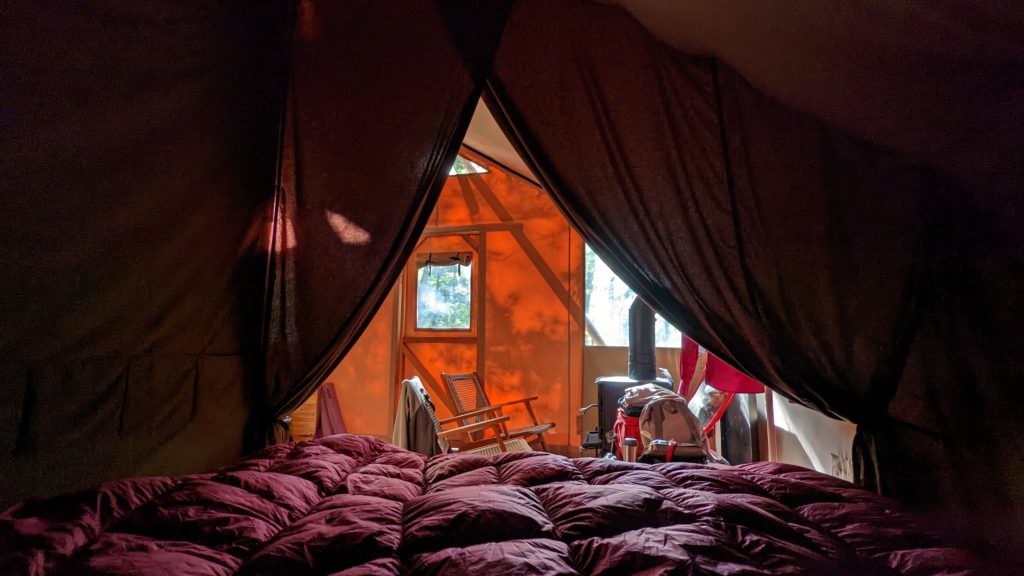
[469,172,605,344]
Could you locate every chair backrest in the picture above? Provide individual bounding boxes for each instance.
[402,376,448,454]
[442,372,489,423]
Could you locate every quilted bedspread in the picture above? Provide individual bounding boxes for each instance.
[1,434,980,575]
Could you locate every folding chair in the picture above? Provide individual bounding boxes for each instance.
[401,376,532,455]
[441,372,555,451]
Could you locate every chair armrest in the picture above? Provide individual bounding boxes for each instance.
[488,396,539,409]
[438,405,503,424]
[438,415,511,438]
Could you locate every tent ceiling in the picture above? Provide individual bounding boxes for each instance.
[605,0,1024,191]
[463,99,537,182]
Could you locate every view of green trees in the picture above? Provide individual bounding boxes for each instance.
[449,155,488,175]
[584,245,681,346]
[416,263,473,329]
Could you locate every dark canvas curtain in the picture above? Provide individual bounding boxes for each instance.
[260,0,513,443]
[0,1,293,503]
[488,0,1024,561]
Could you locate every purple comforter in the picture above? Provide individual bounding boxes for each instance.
[1,434,979,575]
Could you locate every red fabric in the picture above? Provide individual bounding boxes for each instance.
[239,495,404,575]
[0,434,985,575]
[612,409,642,459]
[86,534,241,576]
[680,335,763,395]
[406,539,576,576]
[678,336,701,398]
[705,356,764,394]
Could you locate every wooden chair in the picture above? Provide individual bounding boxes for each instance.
[441,372,555,451]
[402,376,532,456]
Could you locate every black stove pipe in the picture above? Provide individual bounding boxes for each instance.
[627,297,657,381]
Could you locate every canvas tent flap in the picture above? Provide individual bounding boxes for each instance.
[487,0,1024,560]
[259,0,513,442]
[604,1,1024,194]
[0,0,517,503]
[0,1,293,502]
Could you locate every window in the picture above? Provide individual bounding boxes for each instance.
[415,251,473,330]
[584,244,682,346]
[449,155,488,175]
[406,234,479,335]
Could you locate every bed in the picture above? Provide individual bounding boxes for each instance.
[0,434,979,575]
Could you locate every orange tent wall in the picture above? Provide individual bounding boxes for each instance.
[322,148,585,453]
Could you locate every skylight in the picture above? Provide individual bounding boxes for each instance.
[449,155,488,175]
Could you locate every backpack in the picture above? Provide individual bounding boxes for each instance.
[620,383,670,409]
[638,395,709,462]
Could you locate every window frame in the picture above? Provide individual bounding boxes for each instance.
[404,233,480,338]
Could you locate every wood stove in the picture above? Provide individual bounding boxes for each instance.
[580,297,673,454]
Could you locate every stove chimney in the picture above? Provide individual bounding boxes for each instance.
[627,297,657,381]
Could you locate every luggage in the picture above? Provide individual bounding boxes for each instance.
[614,384,710,462]
[619,383,673,415]
[639,395,706,448]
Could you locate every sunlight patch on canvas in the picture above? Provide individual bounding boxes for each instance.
[326,209,371,245]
